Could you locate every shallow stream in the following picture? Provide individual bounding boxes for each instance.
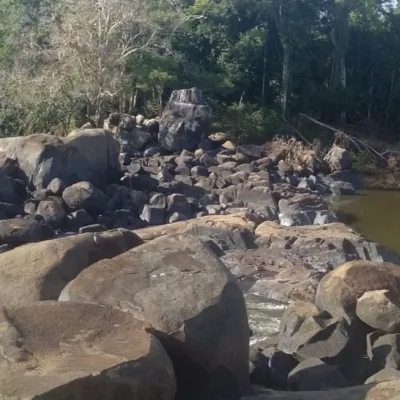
[245,294,286,346]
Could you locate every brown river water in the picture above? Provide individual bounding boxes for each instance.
[336,189,400,256]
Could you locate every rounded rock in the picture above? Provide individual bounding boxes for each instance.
[357,289,400,333]
[0,302,176,400]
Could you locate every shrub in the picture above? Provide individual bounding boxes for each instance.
[212,103,281,144]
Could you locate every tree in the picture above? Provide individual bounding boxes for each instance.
[2,0,400,139]
[50,0,188,126]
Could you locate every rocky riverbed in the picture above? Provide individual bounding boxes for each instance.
[0,88,399,399]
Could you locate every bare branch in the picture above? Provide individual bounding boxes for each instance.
[299,113,392,161]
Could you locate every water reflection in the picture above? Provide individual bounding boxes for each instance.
[336,211,360,226]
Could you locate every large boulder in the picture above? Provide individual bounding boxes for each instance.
[278,193,326,226]
[115,127,152,155]
[135,212,259,242]
[0,302,176,400]
[62,181,108,213]
[0,169,19,203]
[0,153,18,177]
[0,129,121,190]
[0,202,22,218]
[60,233,250,400]
[368,333,400,371]
[267,351,299,390]
[0,218,55,245]
[158,88,212,152]
[47,177,66,195]
[0,228,142,306]
[242,381,400,400]
[356,289,400,333]
[315,260,400,322]
[278,302,353,365]
[237,186,278,219]
[288,358,349,391]
[36,199,66,229]
[225,222,398,303]
[366,368,400,384]
[65,209,95,231]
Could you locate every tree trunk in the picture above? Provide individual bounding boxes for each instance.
[261,25,268,105]
[330,46,347,93]
[385,69,396,127]
[330,0,350,123]
[158,86,163,110]
[281,41,290,119]
[367,69,374,121]
[95,6,105,128]
[95,92,104,128]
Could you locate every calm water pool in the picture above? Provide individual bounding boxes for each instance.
[337,189,400,256]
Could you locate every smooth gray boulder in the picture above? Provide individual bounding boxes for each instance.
[47,177,66,195]
[365,368,400,384]
[60,233,249,400]
[0,129,121,189]
[278,302,352,364]
[315,260,400,322]
[0,218,55,245]
[356,289,400,333]
[0,228,142,306]
[62,181,108,213]
[288,358,349,391]
[369,333,400,371]
[0,302,176,400]
[36,199,66,229]
[0,170,19,203]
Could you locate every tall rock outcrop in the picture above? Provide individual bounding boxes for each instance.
[158,88,212,152]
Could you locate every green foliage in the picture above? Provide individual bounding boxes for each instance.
[213,103,281,144]
[351,149,375,172]
[1,0,400,140]
[26,94,86,135]
[0,0,21,65]
[0,105,25,137]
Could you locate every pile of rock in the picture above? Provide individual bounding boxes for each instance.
[249,259,400,396]
[0,87,364,254]
[224,220,398,303]
[0,219,250,400]
[0,87,400,400]
[0,211,398,400]
[106,87,213,157]
[0,128,355,253]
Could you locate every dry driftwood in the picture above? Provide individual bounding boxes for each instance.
[299,113,400,161]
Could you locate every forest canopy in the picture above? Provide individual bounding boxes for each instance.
[1,0,400,142]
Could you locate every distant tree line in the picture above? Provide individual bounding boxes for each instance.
[1,0,400,143]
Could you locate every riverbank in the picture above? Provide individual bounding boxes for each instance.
[0,89,400,399]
